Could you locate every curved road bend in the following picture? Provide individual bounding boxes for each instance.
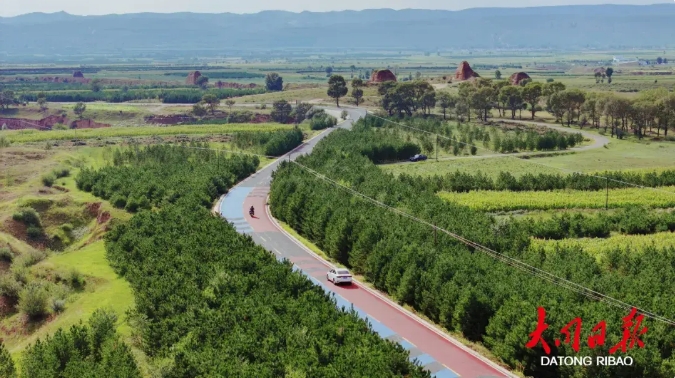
[218,107,514,378]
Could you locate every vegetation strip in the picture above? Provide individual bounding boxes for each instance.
[269,119,675,377]
[73,144,430,376]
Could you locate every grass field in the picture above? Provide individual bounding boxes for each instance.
[1,123,292,143]
[382,133,675,180]
[439,186,675,211]
[2,241,135,357]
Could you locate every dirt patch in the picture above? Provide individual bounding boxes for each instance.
[86,202,102,218]
[97,211,111,225]
[0,296,17,317]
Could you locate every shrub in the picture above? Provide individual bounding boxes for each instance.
[26,225,43,239]
[61,223,74,233]
[41,173,56,187]
[309,113,338,130]
[12,208,42,227]
[0,246,13,263]
[19,282,49,320]
[0,136,10,148]
[13,249,47,268]
[53,123,69,130]
[11,265,30,285]
[50,298,66,313]
[110,195,127,209]
[68,269,85,289]
[0,274,22,300]
[52,167,70,178]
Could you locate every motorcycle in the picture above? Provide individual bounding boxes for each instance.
[249,206,255,217]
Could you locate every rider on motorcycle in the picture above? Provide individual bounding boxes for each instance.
[249,206,255,216]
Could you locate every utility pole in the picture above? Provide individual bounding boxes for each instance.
[436,135,438,162]
[605,177,609,210]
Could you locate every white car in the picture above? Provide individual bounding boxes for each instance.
[327,268,352,285]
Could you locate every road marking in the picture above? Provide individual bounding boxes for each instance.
[259,236,266,242]
[368,314,380,323]
[402,337,416,348]
[443,364,460,377]
[273,248,281,255]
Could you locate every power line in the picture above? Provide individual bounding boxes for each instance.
[366,113,675,197]
[290,159,675,327]
[110,139,675,326]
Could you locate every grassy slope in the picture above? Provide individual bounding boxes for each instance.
[2,123,292,143]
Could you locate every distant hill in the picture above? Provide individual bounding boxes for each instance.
[1,5,675,61]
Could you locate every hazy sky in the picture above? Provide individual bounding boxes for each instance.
[1,0,665,17]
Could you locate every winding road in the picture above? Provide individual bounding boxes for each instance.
[217,107,515,378]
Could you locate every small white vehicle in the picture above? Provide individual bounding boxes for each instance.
[327,268,353,285]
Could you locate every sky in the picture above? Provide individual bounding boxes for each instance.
[1,0,665,17]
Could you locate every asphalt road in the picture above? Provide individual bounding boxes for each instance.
[217,107,514,378]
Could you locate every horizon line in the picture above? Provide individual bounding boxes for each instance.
[2,3,672,18]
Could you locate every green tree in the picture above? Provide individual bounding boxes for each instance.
[0,341,16,378]
[37,93,48,112]
[0,90,18,110]
[225,99,236,111]
[351,78,364,107]
[271,100,292,123]
[293,102,313,125]
[195,76,209,89]
[90,78,103,92]
[201,93,220,114]
[522,82,543,120]
[18,282,49,320]
[605,67,614,84]
[495,70,502,79]
[265,73,284,91]
[543,81,566,97]
[73,102,86,119]
[437,92,457,120]
[457,82,476,122]
[327,75,348,107]
[192,103,207,117]
[499,86,524,120]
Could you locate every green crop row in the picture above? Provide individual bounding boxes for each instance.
[439,187,675,212]
[530,232,675,259]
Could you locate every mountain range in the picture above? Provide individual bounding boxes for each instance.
[1,4,674,61]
